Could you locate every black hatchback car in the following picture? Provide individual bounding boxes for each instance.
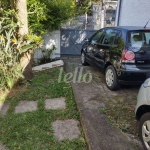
[81,26,150,90]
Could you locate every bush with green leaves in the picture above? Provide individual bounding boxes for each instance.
[27,0,76,33]
[39,45,56,64]
[45,0,76,30]
[27,0,48,34]
[0,8,42,90]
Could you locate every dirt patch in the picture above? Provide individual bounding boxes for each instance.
[105,101,138,136]
[91,71,140,140]
[7,84,27,98]
[101,90,139,139]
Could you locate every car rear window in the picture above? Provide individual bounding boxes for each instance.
[128,31,150,52]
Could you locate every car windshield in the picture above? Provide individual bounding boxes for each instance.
[128,31,150,52]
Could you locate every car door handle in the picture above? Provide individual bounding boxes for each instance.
[100,49,104,52]
[89,47,93,51]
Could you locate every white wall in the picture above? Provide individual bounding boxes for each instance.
[115,0,150,27]
[34,30,60,64]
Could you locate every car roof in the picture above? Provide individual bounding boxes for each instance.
[105,26,150,31]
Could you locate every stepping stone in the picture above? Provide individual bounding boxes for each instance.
[15,101,37,114]
[45,98,66,110]
[0,142,8,150]
[0,103,9,116]
[52,119,80,141]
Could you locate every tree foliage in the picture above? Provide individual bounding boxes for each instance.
[27,0,48,34]
[2,0,102,34]
[45,0,76,30]
[0,0,76,34]
[27,0,76,33]
[2,0,100,34]
[0,0,10,9]
[76,0,102,14]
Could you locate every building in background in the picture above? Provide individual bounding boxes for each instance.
[103,1,117,27]
[115,0,150,27]
[62,1,117,30]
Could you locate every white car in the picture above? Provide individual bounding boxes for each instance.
[135,78,150,150]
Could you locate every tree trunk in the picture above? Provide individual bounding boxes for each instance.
[15,0,28,35]
[11,0,33,80]
[10,0,28,34]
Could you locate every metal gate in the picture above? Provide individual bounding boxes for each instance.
[60,29,97,56]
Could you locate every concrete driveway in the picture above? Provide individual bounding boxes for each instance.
[63,57,143,150]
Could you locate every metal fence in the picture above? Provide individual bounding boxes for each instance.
[60,29,97,56]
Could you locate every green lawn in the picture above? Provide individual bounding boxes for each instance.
[0,68,87,150]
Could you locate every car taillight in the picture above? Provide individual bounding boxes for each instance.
[121,50,135,63]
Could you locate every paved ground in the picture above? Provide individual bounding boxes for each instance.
[63,58,143,150]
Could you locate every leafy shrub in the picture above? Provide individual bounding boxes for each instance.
[0,8,42,90]
[39,45,56,64]
[27,0,76,32]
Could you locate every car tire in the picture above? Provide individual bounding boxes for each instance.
[105,65,120,90]
[81,51,88,66]
[139,112,150,150]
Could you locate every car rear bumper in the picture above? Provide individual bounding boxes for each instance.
[118,79,144,85]
[117,65,150,85]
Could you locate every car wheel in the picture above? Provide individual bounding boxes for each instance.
[139,112,150,150]
[105,65,120,90]
[81,51,88,66]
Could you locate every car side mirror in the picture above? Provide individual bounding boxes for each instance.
[84,38,89,42]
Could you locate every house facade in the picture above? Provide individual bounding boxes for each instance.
[115,0,150,27]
